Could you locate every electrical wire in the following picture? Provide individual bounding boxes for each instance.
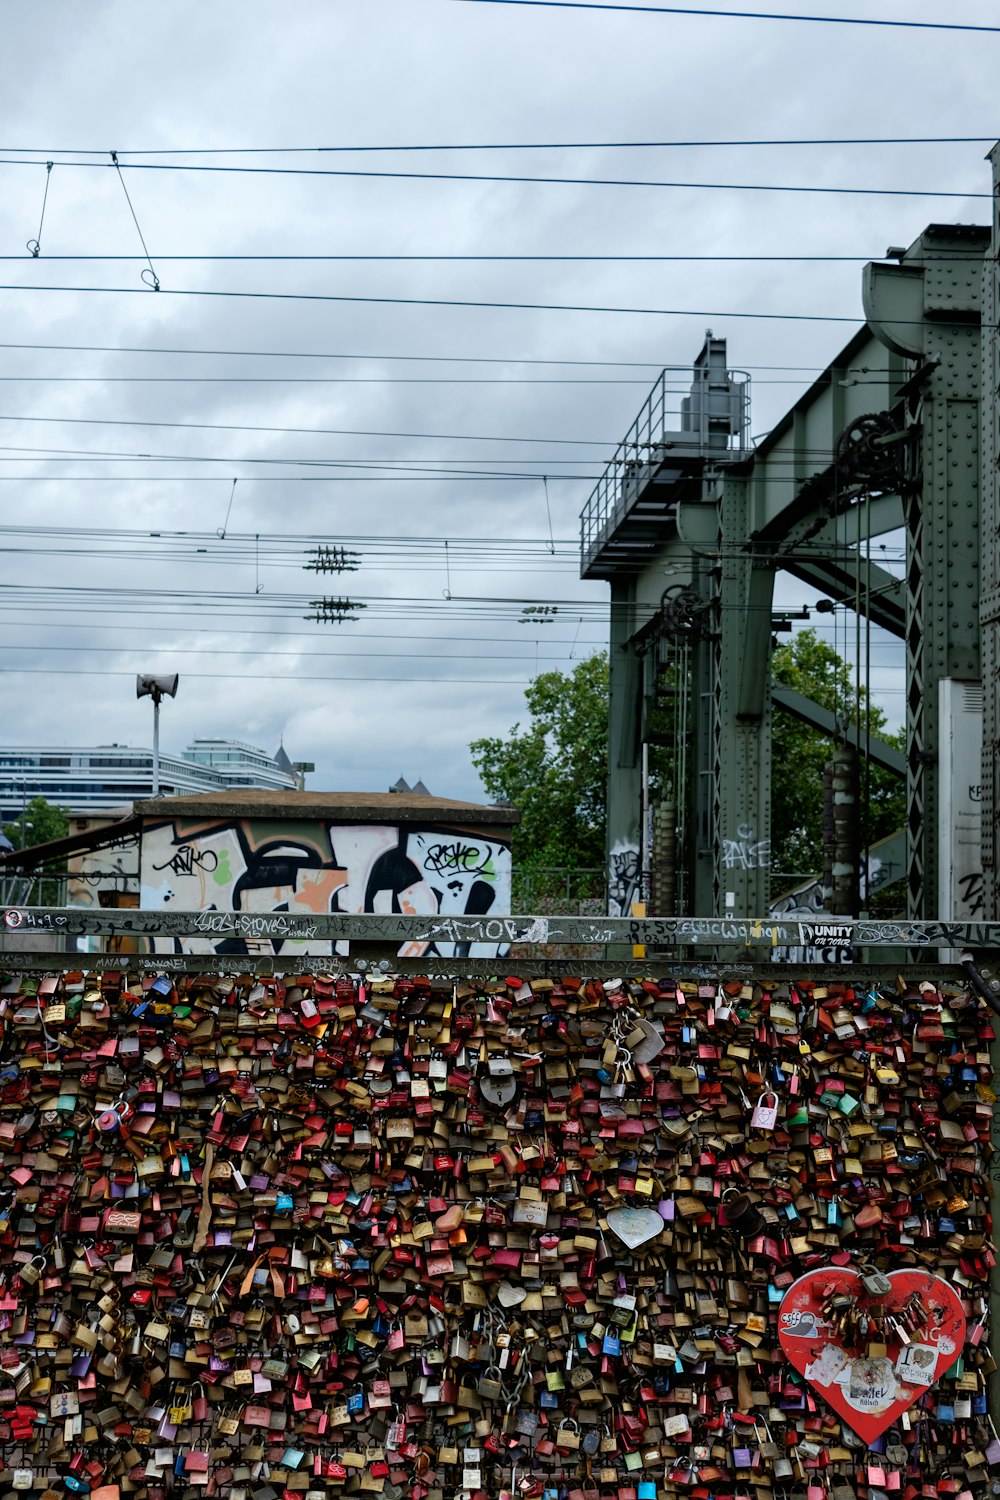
[446,0,1000,32]
[1,281,984,331]
[0,641,597,663]
[0,155,989,198]
[2,136,995,154]
[0,666,538,686]
[0,621,608,646]
[0,252,990,262]
[0,442,606,479]
[0,375,664,385]
[0,472,605,481]
[0,281,869,321]
[0,340,877,373]
[0,410,635,447]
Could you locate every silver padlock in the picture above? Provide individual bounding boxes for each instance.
[480,1057,517,1108]
[860,1266,892,1296]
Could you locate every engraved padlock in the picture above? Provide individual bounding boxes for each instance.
[750,1090,779,1131]
[478,1365,504,1401]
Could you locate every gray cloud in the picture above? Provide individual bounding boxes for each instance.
[0,0,993,792]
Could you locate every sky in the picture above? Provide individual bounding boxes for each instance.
[0,0,995,801]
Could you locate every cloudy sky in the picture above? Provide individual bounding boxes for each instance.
[0,0,995,799]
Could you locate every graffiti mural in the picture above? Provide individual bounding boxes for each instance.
[140,817,512,957]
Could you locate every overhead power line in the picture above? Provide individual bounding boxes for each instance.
[0,641,591,663]
[0,375,850,388]
[0,340,850,372]
[0,283,865,322]
[447,0,1000,32]
[0,666,536,686]
[0,155,988,198]
[0,621,607,648]
[0,375,675,387]
[0,410,622,447]
[1,136,994,154]
[0,470,603,482]
[0,253,955,263]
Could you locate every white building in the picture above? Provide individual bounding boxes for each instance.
[0,738,300,821]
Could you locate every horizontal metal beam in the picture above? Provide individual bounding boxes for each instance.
[3,906,1000,950]
[776,554,905,637]
[771,683,906,775]
[811,493,904,547]
[0,946,967,985]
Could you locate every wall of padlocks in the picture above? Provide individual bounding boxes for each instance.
[0,964,995,1500]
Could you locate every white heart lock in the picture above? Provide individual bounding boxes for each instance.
[606,1207,664,1249]
[496,1281,527,1308]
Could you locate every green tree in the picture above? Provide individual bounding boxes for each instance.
[771,629,905,882]
[471,654,609,900]
[3,796,71,904]
[3,796,70,850]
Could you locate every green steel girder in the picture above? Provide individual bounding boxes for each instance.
[713,476,772,915]
[980,146,1000,919]
[773,551,905,638]
[586,219,990,923]
[606,578,643,915]
[771,683,906,777]
[864,224,987,917]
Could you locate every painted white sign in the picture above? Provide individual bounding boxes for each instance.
[938,679,983,919]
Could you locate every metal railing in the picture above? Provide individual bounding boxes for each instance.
[0,905,992,982]
[580,366,751,572]
[511,865,606,911]
[1,904,997,949]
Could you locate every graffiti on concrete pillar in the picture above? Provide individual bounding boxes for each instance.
[608,841,641,917]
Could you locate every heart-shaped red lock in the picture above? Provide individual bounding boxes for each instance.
[778,1267,966,1441]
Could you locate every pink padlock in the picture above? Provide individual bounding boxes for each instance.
[750,1090,779,1131]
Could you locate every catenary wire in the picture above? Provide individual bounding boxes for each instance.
[446,0,1000,32]
[0,253,989,262]
[0,666,539,685]
[0,155,988,198]
[0,340,880,373]
[1,136,994,153]
[0,642,599,662]
[0,411,634,447]
[0,442,607,478]
[0,283,969,326]
[0,282,864,321]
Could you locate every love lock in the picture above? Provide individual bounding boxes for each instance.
[479,1057,517,1108]
[94,1098,132,1133]
[860,1266,893,1297]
